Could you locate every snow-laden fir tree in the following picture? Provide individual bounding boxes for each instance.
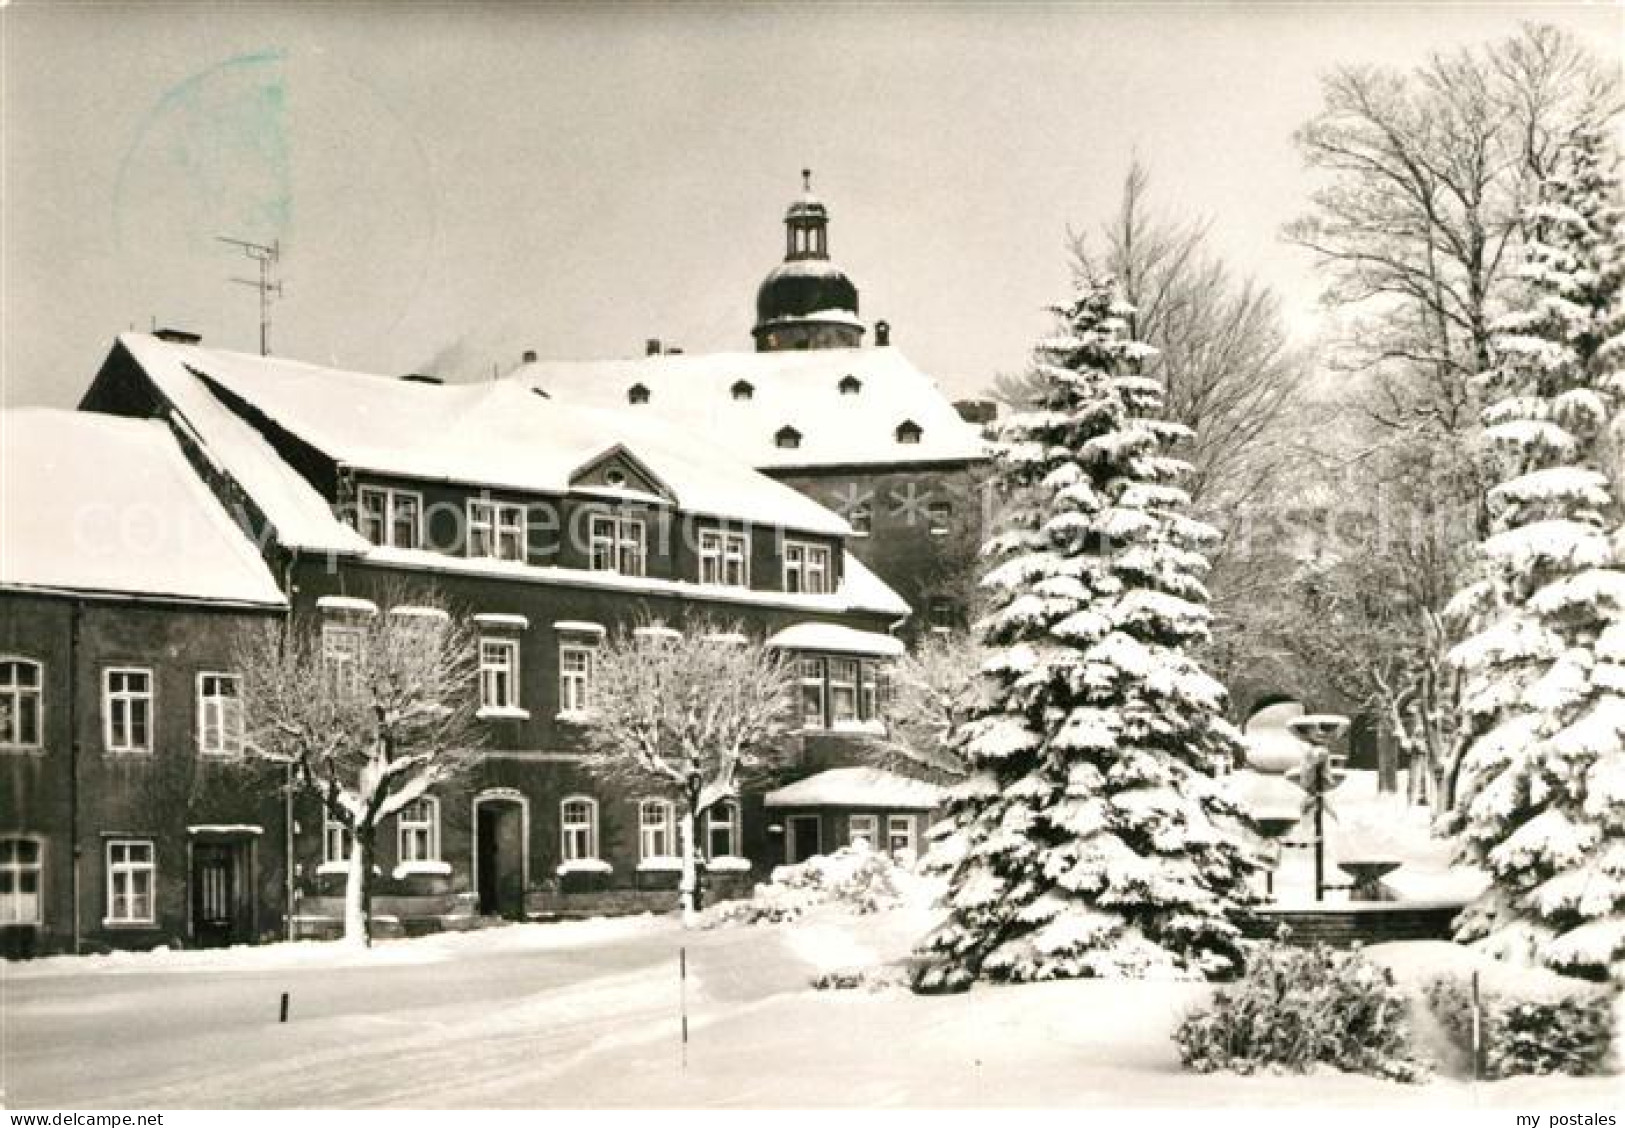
[1443,121,1625,983]
[912,278,1263,990]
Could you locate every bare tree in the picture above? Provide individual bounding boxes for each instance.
[236,586,484,944]
[574,619,798,924]
[878,632,986,779]
[1287,23,1617,432]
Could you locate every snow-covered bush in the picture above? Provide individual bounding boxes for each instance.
[1425,972,1613,1078]
[810,965,908,992]
[1174,940,1429,1082]
[704,845,912,926]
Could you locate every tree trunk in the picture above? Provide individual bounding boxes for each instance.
[344,829,376,946]
[678,805,700,928]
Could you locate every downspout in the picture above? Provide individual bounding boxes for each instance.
[281,546,299,942]
[68,598,83,955]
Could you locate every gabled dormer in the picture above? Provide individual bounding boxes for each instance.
[895,419,923,445]
[838,374,862,396]
[775,425,803,450]
[731,379,755,402]
[568,444,675,504]
[627,383,651,405]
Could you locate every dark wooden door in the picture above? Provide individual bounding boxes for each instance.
[192,843,239,948]
[477,803,525,918]
[789,815,822,864]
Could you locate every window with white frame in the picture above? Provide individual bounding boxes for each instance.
[706,800,740,859]
[887,815,915,856]
[323,814,352,867]
[321,624,363,696]
[849,813,879,847]
[783,541,832,595]
[927,501,952,536]
[196,672,244,757]
[106,839,155,924]
[638,799,676,861]
[849,502,872,536]
[560,797,598,861]
[104,668,153,753]
[397,797,440,863]
[559,645,594,714]
[479,638,521,710]
[699,529,750,587]
[357,486,423,549]
[829,659,859,725]
[0,659,42,748]
[589,514,646,576]
[799,657,826,728]
[468,499,527,561]
[0,838,41,924]
[859,661,880,722]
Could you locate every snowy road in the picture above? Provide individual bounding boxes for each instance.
[5,911,1621,1109]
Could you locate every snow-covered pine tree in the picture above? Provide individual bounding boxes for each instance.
[912,278,1262,990]
[1443,121,1625,983]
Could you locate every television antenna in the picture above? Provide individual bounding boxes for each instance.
[217,235,283,355]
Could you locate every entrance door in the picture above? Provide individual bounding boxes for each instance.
[192,842,245,948]
[788,815,822,864]
[476,801,525,918]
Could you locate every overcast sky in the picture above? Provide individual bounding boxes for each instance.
[3,2,1619,408]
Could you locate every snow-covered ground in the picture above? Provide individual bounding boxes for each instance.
[5,893,1617,1108]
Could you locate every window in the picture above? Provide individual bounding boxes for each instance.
[929,598,956,634]
[838,374,862,395]
[799,657,826,728]
[783,541,832,595]
[106,839,154,924]
[104,668,153,753]
[849,503,872,536]
[849,813,878,847]
[589,514,646,576]
[0,838,41,924]
[775,426,802,450]
[0,659,42,748]
[830,659,859,724]
[887,815,915,857]
[479,638,520,710]
[731,380,754,401]
[896,420,923,445]
[927,501,952,536]
[196,672,244,757]
[639,799,676,861]
[706,801,740,859]
[858,661,880,722]
[397,797,440,863]
[559,645,594,714]
[322,624,363,695]
[323,815,352,867]
[628,383,651,405]
[356,486,422,549]
[699,530,750,587]
[468,499,527,562]
[561,797,598,861]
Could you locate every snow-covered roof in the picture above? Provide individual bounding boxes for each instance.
[0,409,286,607]
[765,767,943,810]
[766,621,906,657]
[114,334,849,538]
[514,346,988,470]
[113,334,370,556]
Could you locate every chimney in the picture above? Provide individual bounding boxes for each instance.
[521,349,537,364]
[645,338,662,356]
[954,398,998,426]
[154,328,202,345]
[400,373,444,385]
[874,320,891,347]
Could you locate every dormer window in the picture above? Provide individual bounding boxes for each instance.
[775,426,802,450]
[838,374,862,396]
[896,420,923,445]
[628,384,651,405]
[731,380,754,401]
[604,468,627,488]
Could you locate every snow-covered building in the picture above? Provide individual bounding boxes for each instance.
[0,408,288,958]
[10,331,920,948]
[514,174,993,637]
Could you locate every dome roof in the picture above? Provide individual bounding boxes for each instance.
[756,257,859,323]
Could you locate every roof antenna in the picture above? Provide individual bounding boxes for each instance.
[217,235,283,356]
[802,168,812,193]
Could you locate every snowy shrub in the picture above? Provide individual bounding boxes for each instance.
[1174,940,1429,1082]
[811,965,907,992]
[703,845,912,927]
[1424,972,1613,1078]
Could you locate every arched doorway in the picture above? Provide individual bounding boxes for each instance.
[472,790,528,919]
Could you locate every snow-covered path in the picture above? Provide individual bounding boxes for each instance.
[4,910,1619,1108]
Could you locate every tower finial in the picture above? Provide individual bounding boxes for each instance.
[802,167,812,193]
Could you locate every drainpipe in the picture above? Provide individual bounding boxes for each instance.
[281,547,299,942]
[68,599,83,955]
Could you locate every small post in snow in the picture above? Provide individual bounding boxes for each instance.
[1470,971,1482,1081]
[679,946,689,1069]
[279,991,290,1023]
